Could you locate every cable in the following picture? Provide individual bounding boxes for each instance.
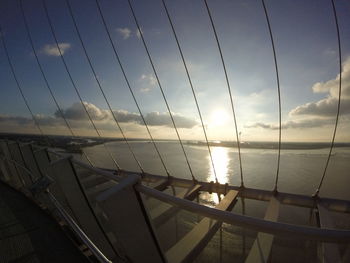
[0,25,52,147]
[53,0,144,173]
[93,0,176,179]
[315,0,342,196]
[159,0,218,183]
[94,0,181,178]
[43,0,142,172]
[261,0,282,192]
[125,0,196,180]
[124,0,174,178]
[203,0,244,187]
[37,0,121,170]
[19,0,94,167]
[63,0,122,171]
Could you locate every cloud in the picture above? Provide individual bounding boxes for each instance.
[0,114,67,126]
[116,27,131,40]
[290,57,350,117]
[0,115,35,125]
[116,27,143,40]
[39,43,71,56]
[112,109,140,123]
[245,118,336,130]
[246,58,350,131]
[289,97,350,117]
[140,74,157,92]
[0,102,198,136]
[56,102,110,121]
[55,102,197,128]
[144,112,198,128]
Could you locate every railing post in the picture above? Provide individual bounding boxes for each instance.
[96,175,166,263]
[0,140,23,187]
[7,141,33,187]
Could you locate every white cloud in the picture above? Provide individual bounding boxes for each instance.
[246,57,350,131]
[39,43,71,56]
[289,96,350,117]
[290,57,350,117]
[116,27,143,40]
[140,74,157,92]
[116,27,132,40]
[245,118,336,130]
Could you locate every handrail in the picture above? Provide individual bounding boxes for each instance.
[136,184,350,243]
[47,191,112,263]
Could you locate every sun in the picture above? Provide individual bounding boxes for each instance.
[210,109,229,126]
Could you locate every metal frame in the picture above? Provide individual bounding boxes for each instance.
[137,184,350,243]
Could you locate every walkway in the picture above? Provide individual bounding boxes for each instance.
[0,181,89,263]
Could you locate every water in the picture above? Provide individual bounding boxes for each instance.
[83,141,350,200]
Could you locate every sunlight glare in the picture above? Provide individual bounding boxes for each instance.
[210,109,229,126]
[207,146,230,204]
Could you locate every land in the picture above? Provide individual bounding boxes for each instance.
[185,140,350,150]
[0,133,117,154]
[0,133,349,153]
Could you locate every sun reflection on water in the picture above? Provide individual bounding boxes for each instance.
[204,146,230,204]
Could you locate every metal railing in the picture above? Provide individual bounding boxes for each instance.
[46,147,350,244]
[137,184,350,243]
[48,147,350,243]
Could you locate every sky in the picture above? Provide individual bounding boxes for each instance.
[0,0,349,142]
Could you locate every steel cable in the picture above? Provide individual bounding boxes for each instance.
[63,0,122,170]
[315,0,342,196]
[94,0,185,178]
[126,0,196,180]
[19,0,95,167]
[261,0,282,192]
[44,0,142,172]
[160,0,219,183]
[43,0,120,170]
[0,25,51,147]
[203,0,244,187]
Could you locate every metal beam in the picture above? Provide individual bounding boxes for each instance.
[141,173,350,213]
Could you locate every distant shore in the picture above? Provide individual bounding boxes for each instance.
[184,140,350,150]
[1,133,349,153]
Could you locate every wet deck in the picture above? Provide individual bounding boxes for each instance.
[0,181,89,263]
